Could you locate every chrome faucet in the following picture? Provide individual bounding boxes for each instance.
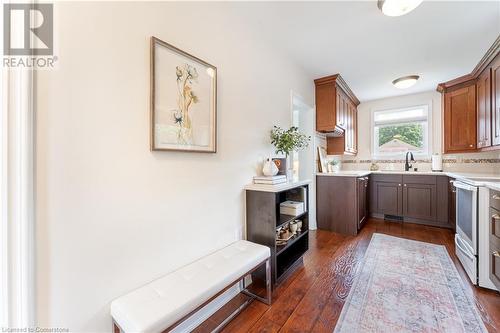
[405,152,415,171]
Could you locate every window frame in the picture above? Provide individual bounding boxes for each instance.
[371,104,432,159]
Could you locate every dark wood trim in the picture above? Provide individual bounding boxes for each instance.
[314,74,360,105]
[437,35,500,93]
[437,75,477,93]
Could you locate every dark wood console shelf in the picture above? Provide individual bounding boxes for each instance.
[245,181,310,288]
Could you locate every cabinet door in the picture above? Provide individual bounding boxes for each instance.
[357,178,367,230]
[352,106,358,154]
[444,85,477,152]
[490,241,500,290]
[336,90,346,129]
[315,82,336,132]
[403,183,437,221]
[477,68,492,148]
[492,55,500,146]
[375,182,402,216]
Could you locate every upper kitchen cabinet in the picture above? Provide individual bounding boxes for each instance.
[437,36,500,153]
[443,84,477,153]
[492,54,500,146]
[477,67,492,149]
[314,74,359,155]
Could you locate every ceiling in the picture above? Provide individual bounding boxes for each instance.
[230,1,500,102]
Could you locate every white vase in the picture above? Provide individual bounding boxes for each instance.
[262,158,279,176]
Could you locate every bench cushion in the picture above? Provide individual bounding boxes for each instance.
[110,240,270,332]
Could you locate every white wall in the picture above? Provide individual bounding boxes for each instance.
[35,2,313,331]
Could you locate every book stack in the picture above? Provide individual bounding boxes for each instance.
[253,175,287,185]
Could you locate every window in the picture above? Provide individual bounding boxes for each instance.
[372,105,430,157]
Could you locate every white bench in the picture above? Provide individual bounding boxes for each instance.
[110,240,271,333]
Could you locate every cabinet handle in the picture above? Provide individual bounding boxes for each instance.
[493,251,500,258]
[469,144,474,148]
[404,184,407,187]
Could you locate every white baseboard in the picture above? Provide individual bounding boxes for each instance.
[171,284,241,333]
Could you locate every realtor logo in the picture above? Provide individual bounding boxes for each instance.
[3,3,53,56]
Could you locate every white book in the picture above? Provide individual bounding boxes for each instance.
[253,175,286,181]
[253,179,287,185]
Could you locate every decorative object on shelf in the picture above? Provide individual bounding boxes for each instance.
[253,175,286,185]
[272,157,287,176]
[262,156,279,176]
[280,200,305,216]
[150,36,217,153]
[317,146,327,172]
[328,159,340,173]
[270,126,310,179]
[370,162,380,171]
[289,222,298,235]
[295,220,303,232]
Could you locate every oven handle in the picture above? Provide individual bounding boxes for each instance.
[455,235,475,260]
[453,181,478,192]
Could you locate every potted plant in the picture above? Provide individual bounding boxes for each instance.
[270,126,311,180]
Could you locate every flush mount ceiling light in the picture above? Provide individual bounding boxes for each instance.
[392,75,420,89]
[378,0,423,16]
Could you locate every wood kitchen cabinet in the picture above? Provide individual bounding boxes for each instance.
[402,176,437,221]
[492,55,500,146]
[370,174,449,228]
[315,74,359,155]
[489,189,500,290]
[316,175,368,236]
[443,85,477,153]
[477,67,492,149]
[437,37,500,153]
[370,174,403,217]
[357,177,368,230]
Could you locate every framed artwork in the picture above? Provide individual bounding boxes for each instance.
[317,146,327,172]
[150,36,217,152]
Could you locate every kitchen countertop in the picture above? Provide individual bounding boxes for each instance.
[317,171,500,191]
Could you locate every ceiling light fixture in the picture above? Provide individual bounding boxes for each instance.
[392,75,420,89]
[377,0,423,16]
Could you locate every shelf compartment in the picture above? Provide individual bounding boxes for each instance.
[277,211,308,229]
[276,233,309,278]
[276,229,309,255]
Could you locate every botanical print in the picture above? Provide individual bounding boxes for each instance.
[151,37,216,152]
[174,64,199,144]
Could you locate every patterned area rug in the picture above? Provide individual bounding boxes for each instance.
[334,233,487,333]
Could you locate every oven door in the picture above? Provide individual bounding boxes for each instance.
[455,233,477,284]
[454,181,478,255]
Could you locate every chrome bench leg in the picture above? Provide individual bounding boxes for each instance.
[241,258,272,305]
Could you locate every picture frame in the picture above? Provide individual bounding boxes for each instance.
[150,36,217,152]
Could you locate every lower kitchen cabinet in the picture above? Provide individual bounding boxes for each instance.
[357,177,368,230]
[490,191,500,290]
[316,175,368,235]
[403,182,437,221]
[370,174,450,228]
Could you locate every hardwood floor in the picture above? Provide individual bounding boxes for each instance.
[195,218,500,333]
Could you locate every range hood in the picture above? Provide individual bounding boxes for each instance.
[322,126,345,137]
